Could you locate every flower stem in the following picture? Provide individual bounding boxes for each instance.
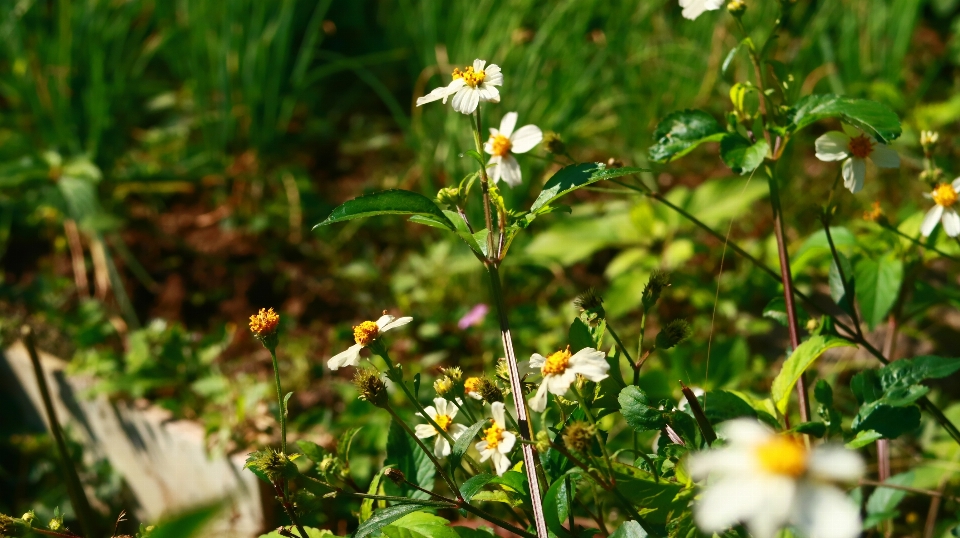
[383,403,461,497]
[764,164,811,423]
[272,481,309,538]
[603,324,632,388]
[269,349,288,455]
[572,385,616,481]
[485,264,549,538]
[819,213,865,341]
[634,311,647,386]
[472,109,498,258]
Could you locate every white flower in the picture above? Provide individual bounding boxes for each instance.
[920,178,960,238]
[526,346,610,412]
[475,402,516,476]
[482,112,543,187]
[464,377,483,400]
[679,0,725,19]
[416,59,503,115]
[327,314,413,370]
[814,126,900,193]
[688,419,864,538]
[414,397,469,458]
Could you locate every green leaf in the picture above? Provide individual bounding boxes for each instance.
[787,422,827,437]
[854,256,903,330]
[360,467,390,524]
[696,390,759,425]
[619,386,671,432]
[530,163,647,213]
[354,505,437,538]
[610,462,685,524]
[719,134,769,175]
[878,356,960,390]
[763,297,810,328]
[786,94,902,143]
[845,429,883,449]
[283,391,293,418]
[453,528,496,538]
[449,420,486,472]
[459,473,495,503]
[866,471,915,517]
[828,252,856,317]
[471,489,524,507]
[382,512,459,538]
[443,210,485,257]
[610,521,648,538]
[544,476,577,537]
[259,527,338,538]
[852,402,921,439]
[771,335,856,414]
[313,189,453,230]
[850,370,883,405]
[649,110,726,162]
[150,503,222,538]
[569,317,600,353]
[297,440,327,463]
[337,427,362,462]
[814,380,842,437]
[384,420,435,500]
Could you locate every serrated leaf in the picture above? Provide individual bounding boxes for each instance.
[852,402,921,438]
[471,489,524,507]
[845,429,882,449]
[788,422,827,437]
[879,356,960,390]
[649,109,725,162]
[697,390,759,425]
[610,521,648,538]
[381,512,459,538]
[530,163,647,213]
[854,256,903,330]
[771,336,856,414]
[866,471,915,516]
[354,505,438,538]
[314,189,453,230]
[459,473,495,503]
[610,462,685,524]
[850,370,883,405]
[787,94,902,143]
[297,440,327,463]
[719,134,769,174]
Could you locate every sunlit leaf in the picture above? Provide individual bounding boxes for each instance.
[530,163,647,213]
[787,94,902,143]
[314,189,453,230]
[648,109,725,162]
[771,335,855,414]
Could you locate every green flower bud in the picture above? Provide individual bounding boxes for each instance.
[436,186,462,209]
[433,376,453,397]
[543,132,567,155]
[562,421,596,452]
[245,449,294,482]
[476,377,504,404]
[535,430,551,453]
[727,0,746,16]
[441,366,463,383]
[354,368,388,407]
[641,270,670,310]
[655,319,692,350]
[574,288,606,324]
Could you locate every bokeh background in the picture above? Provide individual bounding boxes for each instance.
[2,0,960,534]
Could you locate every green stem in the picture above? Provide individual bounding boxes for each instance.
[878,221,960,262]
[820,214,865,341]
[572,385,615,481]
[458,501,538,538]
[604,324,632,388]
[634,311,647,386]
[269,349,287,455]
[472,109,498,258]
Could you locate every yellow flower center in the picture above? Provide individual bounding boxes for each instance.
[353,321,380,346]
[847,134,874,159]
[489,134,512,157]
[465,377,481,394]
[542,347,572,376]
[862,201,883,222]
[932,183,958,208]
[483,422,505,449]
[249,308,280,335]
[755,435,807,477]
[452,66,486,88]
[434,414,452,432]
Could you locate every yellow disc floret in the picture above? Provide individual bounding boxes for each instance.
[434,414,452,432]
[542,346,572,375]
[465,376,482,394]
[490,134,512,157]
[452,65,486,88]
[847,134,874,159]
[483,422,506,449]
[353,320,380,346]
[756,435,808,477]
[932,183,958,208]
[249,308,280,336]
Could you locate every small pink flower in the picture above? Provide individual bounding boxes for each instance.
[458,304,489,329]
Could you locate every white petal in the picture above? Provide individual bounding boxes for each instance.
[869,143,899,169]
[451,88,472,114]
[807,446,865,482]
[435,436,451,458]
[528,353,546,368]
[943,209,960,237]
[529,382,550,412]
[477,84,500,103]
[380,315,412,332]
[433,398,449,416]
[744,476,796,538]
[952,177,960,191]
[375,314,395,327]
[473,59,486,72]
[499,112,518,138]
[484,64,503,86]
[695,476,766,534]
[483,139,495,155]
[490,401,506,426]
[499,154,522,187]
[794,483,862,538]
[509,125,544,154]
[921,205,944,237]
[441,78,466,103]
[842,157,866,193]
[476,442,492,459]
[545,371,575,396]
[568,348,610,382]
[416,85,455,107]
[717,418,773,446]
[499,431,517,454]
[679,0,725,19]
[327,344,361,370]
[687,446,757,479]
[415,424,437,439]
[422,405,438,419]
[814,132,851,162]
[449,424,468,439]
[492,451,511,476]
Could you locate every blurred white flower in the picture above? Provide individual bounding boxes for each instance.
[680,0,725,20]
[476,402,516,476]
[416,59,503,115]
[327,314,412,370]
[689,419,864,538]
[921,178,960,238]
[414,397,468,458]
[815,126,899,193]
[526,346,609,412]
[483,112,543,187]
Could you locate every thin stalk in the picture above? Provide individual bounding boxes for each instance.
[377,349,457,448]
[634,311,647,386]
[765,164,810,423]
[22,326,98,538]
[273,482,309,538]
[30,529,82,538]
[458,501,538,538]
[269,349,287,455]
[878,221,960,262]
[604,324,632,388]
[383,403,461,496]
[486,265,549,538]
[565,475,575,532]
[856,479,960,502]
[820,216,865,341]
[572,385,615,481]
[472,109,497,258]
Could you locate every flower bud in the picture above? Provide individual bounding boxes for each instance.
[543,132,566,155]
[441,366,463,383]
[727,0,746,15]
[0,514,31,537]
[249,308,280,352]
[20,512,35,525]
[562,421,596,452]
[920,130,939,153]
[574,288,606,325]
[476,377,504,404]
[495,358,510,382]
[318,453,340,476]
[655,319,692,350]
[436,186,461,209]
[354,368,388,407]
[48,514,63,532]
[641,270,670,310]
[384,467,406,484]
[433,376,453,396]
[246,448,294,482]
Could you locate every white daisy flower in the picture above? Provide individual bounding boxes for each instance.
[415,59,503,115]
[679,0,725,19]
[414,397,469,458]
[920,178,960,238]
[482,112,543,187]
[327,314,413,370]
[689,418,864,538]
[475,402,516,476]
[526,346,610,413]
[464,376,483,400]
[814,126,900,194]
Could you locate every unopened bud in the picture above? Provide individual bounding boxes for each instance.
[441,366,463,383]
[495,359,510,382]
[476,377,504,404]
[574,288,605,321]
[354,368,388,407]
[436,186,461,209]
[433,376,453,396]
[246,449,293,482]
[727,0,746,15]
[318,454,340,476]
[655,319,692,350]
[562,421,596,452]
[805,318,820,332]
[384,467,406,484]
[642,270,670,310]
[920,130,939,152]
[543,132,566,155]
[48,515,63,532]
[20,512,35,525]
